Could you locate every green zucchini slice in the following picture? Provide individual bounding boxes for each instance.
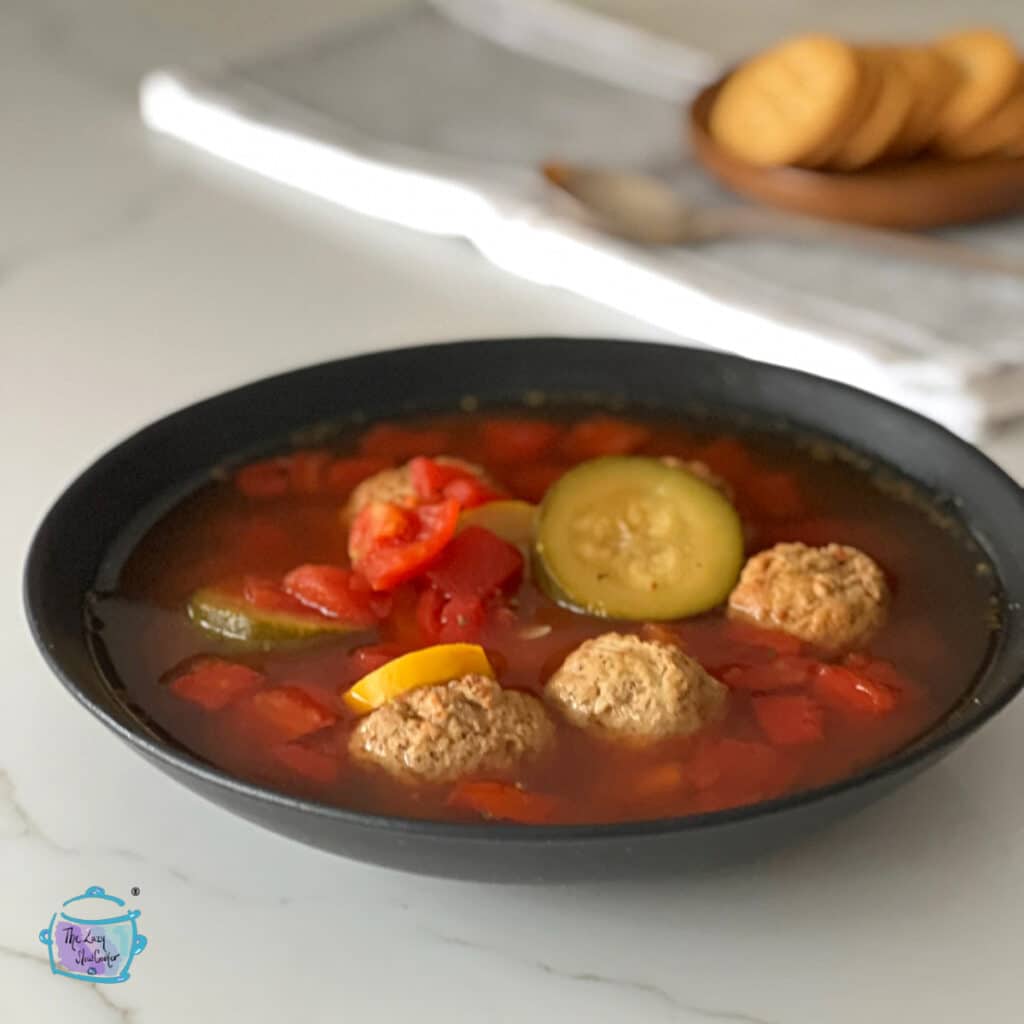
[534,456,743,620]
[457,500,537,551]
[187,587,362,649]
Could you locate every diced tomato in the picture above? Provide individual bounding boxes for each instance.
[349,643,405,675]
[282,565,381,626]
[351,499,461,591]
[812,663,899,716]
[348,501,417,565]
[241,575,313,614]
[632,762,687,801]
[359,423,451,460]
[690,738,795,802]
[324,455,393,495]
[426,526,524,598]
[272,743,340,784]
[639,623,682,648]
[443,475,502,509]
[724,620,804,656]
[234,458,291,499]
[249,686,337,740]
[720,656,818,692]
[679,620,803,675]
[503,463,566,503]
[287,449,332,495]
[743,470,805,521]
[347,569,394,619]
[843,654,918,700]
[678,624,771,673]
[408,457,501,510]
[236,450,366,499]
[438,593,487,643]
[169,659,264,711]
[753,695,825,745]
[692,437,755,487]
[697,644,773,675]
[448,780,562,824]
[385,584,423,647]
[408,457,461,499]
[690,738,778,788]
[481,419,561,462]
[561,415,652,459]
[416,586,445,644]
[409,456,455,499]
[490,605,519,630]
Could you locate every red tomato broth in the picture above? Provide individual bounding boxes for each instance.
[90,410,997,824]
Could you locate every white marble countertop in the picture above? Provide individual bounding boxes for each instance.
[5,2,1024,1020]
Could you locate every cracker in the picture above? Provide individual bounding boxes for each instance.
[710,34,863,167]
[1005,70,1024,157]
[933,28,1019,136]
[884,46,961,158]
[936,78,1024,158]
[828,50,914,170]
[800,50,879,168]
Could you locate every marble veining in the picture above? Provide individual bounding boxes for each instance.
[0,764,267,906]
[430,930,781,1024]
[90,981,142,1024]
[0,945,136,1022]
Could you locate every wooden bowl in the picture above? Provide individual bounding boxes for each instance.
[688,80,1024,229]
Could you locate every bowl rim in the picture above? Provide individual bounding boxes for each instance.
[23,337,1024,843]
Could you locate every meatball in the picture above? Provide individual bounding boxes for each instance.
[728,542,888,651]
[349,674,555,783]
[344,455,492,523]
[545,633,727,742]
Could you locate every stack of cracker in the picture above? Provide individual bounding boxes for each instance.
[709,29,1024,170]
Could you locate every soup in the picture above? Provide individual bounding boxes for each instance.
[90,410,997,825]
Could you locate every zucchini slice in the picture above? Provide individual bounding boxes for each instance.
[457,500,537,550]
[188,587,363,649]
[534,456,743,620]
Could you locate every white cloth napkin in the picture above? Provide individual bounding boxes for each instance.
[140,1,1024,441]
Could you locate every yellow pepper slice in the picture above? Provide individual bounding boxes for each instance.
[343,643,496,714]
[457,500,537,549]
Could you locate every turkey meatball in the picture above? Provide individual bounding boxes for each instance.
[349,674,554,783]
[544,632,727,742]
[728,542,888,651]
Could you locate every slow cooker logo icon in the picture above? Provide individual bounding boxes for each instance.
[38,885,148,984]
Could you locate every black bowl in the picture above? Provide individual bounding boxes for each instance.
[24,338,1024,881]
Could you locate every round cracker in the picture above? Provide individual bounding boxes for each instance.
[828,51,914,170]
[884,46,961,158]
[1005,75,1024,157]
[800,49,879,168]
[935,82,1024,159]
[710,34,863,167]
[933,28,1019,136]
